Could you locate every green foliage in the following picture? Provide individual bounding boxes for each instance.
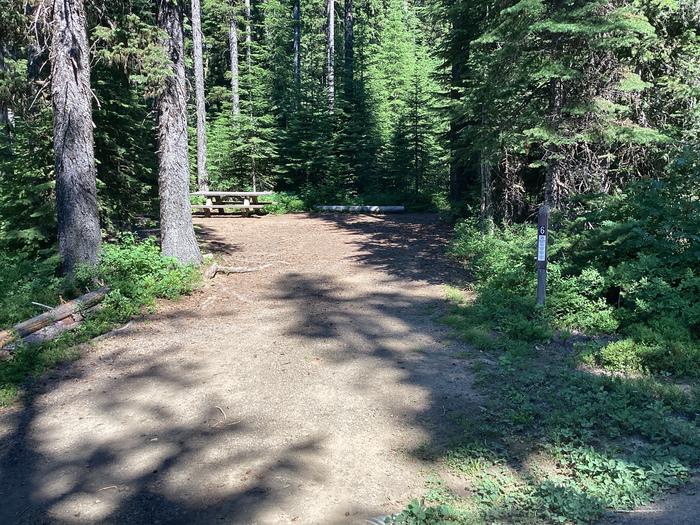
[400,298,700,523]
[387,499,460,524]
[0,109,56,256]
[445,0,699,217]
[0,254,62,328]
[396,156,700,522]
[75,235,200,318]
[0,237,199,406]
[262,192,307,214]
[449,163,700,377]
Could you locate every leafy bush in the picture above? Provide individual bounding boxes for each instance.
[449,166,700,377]
[387,499,459,524]
[263,192,307,214]
[75,235,199,320]
[0,236,200,406]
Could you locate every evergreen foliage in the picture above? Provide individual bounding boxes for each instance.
[0,0,699,518]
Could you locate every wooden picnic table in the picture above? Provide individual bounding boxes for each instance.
[191,191,274,215]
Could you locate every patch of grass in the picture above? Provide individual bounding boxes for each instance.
[0,236,199,407]
[395,287,700,524]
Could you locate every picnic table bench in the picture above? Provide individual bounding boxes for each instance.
[191,191,274,215]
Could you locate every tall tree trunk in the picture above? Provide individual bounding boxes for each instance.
[293,0,301,86]
[229,1,240,115]
[343,0,353,96]
[243,0,256,191]
[479,106,492,228]
[326,0,335,112]
[244,0,252,72]
[0,45,10,130]
[191,0,209,191]
[414,83,420,193]
[50,0,101,274]
[479,155,492,229]
[544,77,563,207]
[448,61,464,201]
[156,0,201,264]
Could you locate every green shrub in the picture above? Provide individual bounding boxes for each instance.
[76,235,199,318]
[0,236,200,406]
[387,499,459,524]
[449,166,700,377]
[263,192,307,214]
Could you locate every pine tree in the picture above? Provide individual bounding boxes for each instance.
[50,0,101,273]
[155,0,201,264]
[229,0,240,115]
[191,0,210,191]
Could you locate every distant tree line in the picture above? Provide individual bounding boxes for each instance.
[0,0,697,270]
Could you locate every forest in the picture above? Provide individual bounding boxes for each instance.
[0,0,699,522]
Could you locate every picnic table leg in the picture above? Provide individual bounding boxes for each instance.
[215,195,225,215]
[204,196,212,217]
[243,196,251,216]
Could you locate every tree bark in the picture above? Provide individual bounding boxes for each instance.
[50,0,101,274]
[229,0,240,115]
[326,0,335,112]
[448,61,464,201]
[293,0,301,86]
[244,0,252,72]
[0,45,10,130]
[477,104,492,227]
[544,77,563,207]
[191,0,209,192]
[343,0,353,96]
[156,0,202,264]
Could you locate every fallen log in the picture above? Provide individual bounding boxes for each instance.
[0,287,110,350]
[21,303,103,347]
[314,205,405,213]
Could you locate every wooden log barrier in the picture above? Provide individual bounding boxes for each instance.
[314,205,405,213]
[0,287,110,350]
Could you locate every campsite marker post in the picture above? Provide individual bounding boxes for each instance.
[536,205,550,306]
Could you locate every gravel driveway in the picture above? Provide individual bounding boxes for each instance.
[0,213,476,524]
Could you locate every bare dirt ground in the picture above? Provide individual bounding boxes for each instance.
[0,213,478,524]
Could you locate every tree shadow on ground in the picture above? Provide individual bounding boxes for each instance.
[194,222,243,255]
[268,271,481,446]
[0,342,328,524]
[313,213,468,286]
[276,214,700,523]
[1,213,692,523]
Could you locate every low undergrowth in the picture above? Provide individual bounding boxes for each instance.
[393,172,700,523]
[262,192,307,214]
[393,291,700,523]
[0,236,199,406]
[250,189,453,214]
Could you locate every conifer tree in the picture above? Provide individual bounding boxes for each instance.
[229,0,240,115]
[155,0,201,264]
[326,0,335,112]
[191,0,210,191]
[50,0,101,273]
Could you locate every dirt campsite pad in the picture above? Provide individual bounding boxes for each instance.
[0,213,478,524]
